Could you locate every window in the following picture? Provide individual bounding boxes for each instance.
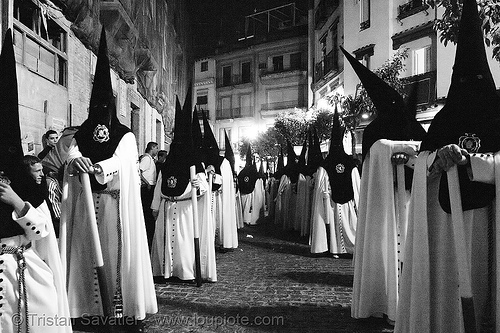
[222,65,232,86]
[272,55,284,72]
[413,46,431,75]
[218,96,231,119]
[361,54,371,69]
[240,94,252,117]
[241,62,251,83]
[13,0,67,86]
[320,34,327,59]
[290,52,301,69]
[354,44,374,70]
[360,0,370,30]
[201,61,208,72]
[197,94,208,111]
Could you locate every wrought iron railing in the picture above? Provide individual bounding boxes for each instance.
[397,0,429,20]
[314,49,339,83]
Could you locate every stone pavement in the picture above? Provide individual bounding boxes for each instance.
[74,219,394,333]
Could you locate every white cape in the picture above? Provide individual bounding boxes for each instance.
[351,139,420,321]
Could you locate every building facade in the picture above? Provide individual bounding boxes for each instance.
[2,0,193,155]
[314,0,500,153]
[193,3,308,170]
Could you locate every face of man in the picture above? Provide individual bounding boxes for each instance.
[46,133,59,147]
[151,145,159,157]
[29,162,44,185]
[158,154,167,164]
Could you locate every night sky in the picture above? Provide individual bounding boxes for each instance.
[188,0,308,59]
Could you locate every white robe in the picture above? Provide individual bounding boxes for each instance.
[309,166,360,254]
[235,190,244,229]
[0,202,71,333]
[395,151,495,333]
[266,177,279,221]
[216,159,238,249]
[63,132,157,319]
[274,175,291,228]
[199,169,218,282]
[351,139,420,321]
[295,173,313,237]
[151,171,215,281]
[249,178,265,225]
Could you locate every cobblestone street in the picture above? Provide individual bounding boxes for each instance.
[74,218,394,333]
[142,219,394,333]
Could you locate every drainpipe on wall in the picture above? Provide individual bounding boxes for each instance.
[307,0,315,109]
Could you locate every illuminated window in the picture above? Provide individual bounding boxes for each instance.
[413,46,431,75]
[360,0,370,30]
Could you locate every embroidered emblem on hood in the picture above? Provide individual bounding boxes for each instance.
[93,124,110,143]
[459,133,481,153]
[166,176,177,188]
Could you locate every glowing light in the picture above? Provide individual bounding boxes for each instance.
[361,113,369,119]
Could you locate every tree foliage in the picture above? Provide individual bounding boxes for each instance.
[427,0,500,61]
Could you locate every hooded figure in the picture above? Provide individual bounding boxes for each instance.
[201,110,224,191]
[284,140,299,184]
[151,89,216,282]
[224,130,236,176]
[295,137,313,236]
[63,27,157,325]
[306,127,323,176]
[237,145,263,225]
[202,113,238,250]
[237,145,258,195]
[73,29,131,192]
[274,145,291,227]
[310,107,360,255]
[274,147,285,180]
[0,29,71,333]
[342,37,426,323]
[396,0,499,331]
[224,131,245,229]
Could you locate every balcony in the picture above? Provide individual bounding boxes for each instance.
[315,0,340,30]
[216,106,253,120]
[402,70,437,109]
[217,74,253,88]
[314,49,339,83]
[397,0,429,20]
[261,100,305,111]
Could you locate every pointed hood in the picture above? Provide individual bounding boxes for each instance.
[0,29,45,238]
[328,105,346,155]
[322,106,357,204]
[245,144,253,167]
[237,144,258,194]
[74,27,130,191]
[161,89,202,197]
[224,130,236,174]
[421,0,500,212]
[202,109,222,168]
[306,127,323,176]
[340,46,426,159]
[191,106,204,161]
[274,146,285,179]
[285,140,299,183]
[201,110,223,190]
[422,0,500,152]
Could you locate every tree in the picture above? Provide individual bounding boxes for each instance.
[274,108,309,145]
[237,127,284,166]
[427,0,500,61]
